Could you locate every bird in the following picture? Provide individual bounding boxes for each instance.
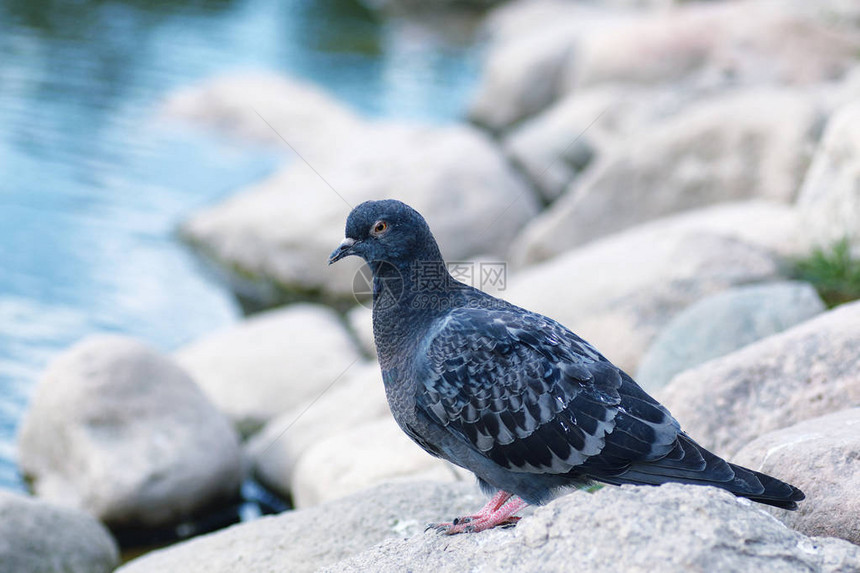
[328,199,804,534]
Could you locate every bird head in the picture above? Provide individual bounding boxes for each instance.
[328,199,440,268]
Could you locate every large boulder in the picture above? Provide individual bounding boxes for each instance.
[162,72,364,158]
[797,101,860,248]
[246,363,390,499]
[512,88,821,258]
[324,484,860,573]
[181,122,539,303]
[471,0,860,133]
[504,207,783,372]
[117,481,484,573]
[18,336,243,529]
[176,304,365,436]
[0,491,119,573]
[511,198,805,268]
[468,3,620,132]
[660,300,860,456]
[291,417,459,508]
[734,408,860,546]
[502,85,697,202]
[568,1,860,92]
[635,281,826,393]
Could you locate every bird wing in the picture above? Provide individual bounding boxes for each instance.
[414,306,680,475]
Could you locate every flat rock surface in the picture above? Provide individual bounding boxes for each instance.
[734,408,860,545]
[660,300,860,456]
[117,481,484,573]
[324,483,860,573]
[0,491,119,573]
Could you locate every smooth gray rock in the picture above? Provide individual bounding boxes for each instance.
[162,72,364,159]
[0,491,119,573]
[246,362,389,499]
[291,417,460,508]
[636,281,826,393]
[324,483,860,573]
[502,85,697,202]
[505,208,782,372]
[798,101,860,248]
[511,199,806,268]
[512,87,821,259]
[660,300,860,456]
[468,2,620,132]
[181,123,539,301]
[568,1,860,92]
[734,408,860,546]
[176,304,365,436]
[472,0,860,133]
[117,481,485,573]
[18,335,242,529]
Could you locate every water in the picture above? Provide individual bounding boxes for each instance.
[0,0,480,492]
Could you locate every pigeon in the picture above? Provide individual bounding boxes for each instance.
[329,199,804,534]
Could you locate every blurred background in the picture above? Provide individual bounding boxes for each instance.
[3,0,860,568]
[0,0,480,493]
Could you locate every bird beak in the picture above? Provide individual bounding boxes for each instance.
[328,237,357,265]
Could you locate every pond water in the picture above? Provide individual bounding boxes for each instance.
[0,0,480,492]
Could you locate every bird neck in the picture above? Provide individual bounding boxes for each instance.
[370,254,461,370]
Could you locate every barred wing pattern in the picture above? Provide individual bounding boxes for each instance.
[415,307,680,476]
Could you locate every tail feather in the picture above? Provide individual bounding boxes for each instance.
[586,434,805,510]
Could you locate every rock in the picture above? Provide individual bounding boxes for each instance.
[162,72,364,158]
[324,483,860,573]
[246,363,389,499]
[636,281,826,393]
[797,101,860,248]
[504,208,782,372]
[181,123,539,302]
[734,408,860,546]
[502,85,702,202]
[467,24,582,133]
[468,1,630,132]
[512,88,821,257]
[512,193,806,268]
[18,335,242,529]
[117,481,484,573]
[359,0,503,11]
[176,304,364,436]
[291,417,459,508]
[660,300,860,457]
[569,1,860,91]
[472,0,859,133]
[0,491,119,573]
[502,87,611,202]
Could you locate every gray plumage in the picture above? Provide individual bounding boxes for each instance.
[329,199,804,521]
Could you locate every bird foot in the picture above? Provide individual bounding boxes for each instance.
[425,492,528,535]
[426,515,521,535]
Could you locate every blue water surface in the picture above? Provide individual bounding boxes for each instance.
[0,0,480,491]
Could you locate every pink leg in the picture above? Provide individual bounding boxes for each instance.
[427,491,530,535]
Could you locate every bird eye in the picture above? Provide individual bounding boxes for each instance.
[371,220,388,236]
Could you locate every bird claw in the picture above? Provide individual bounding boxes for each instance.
[425,515,520,535]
